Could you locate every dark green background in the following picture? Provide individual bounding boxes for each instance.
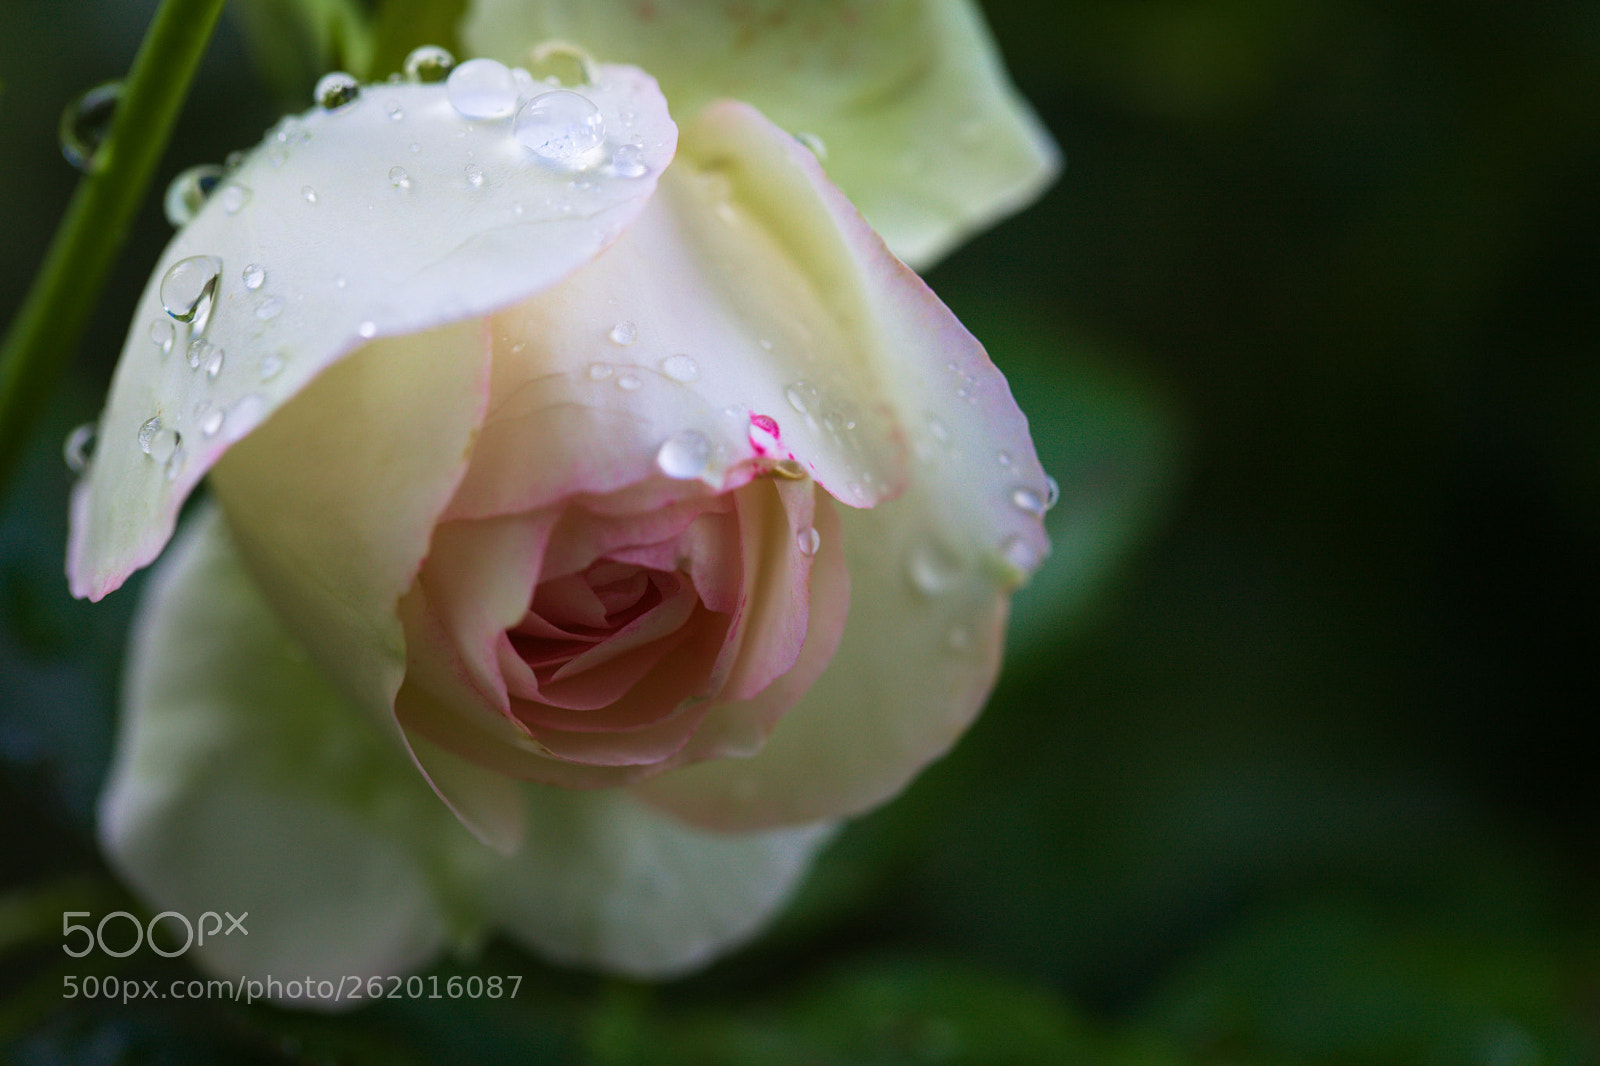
[2,1,1596,1061]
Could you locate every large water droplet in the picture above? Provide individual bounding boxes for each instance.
[163,164,225,227]
[59,81,122,172]
[447,58,518,120]
[241,263,265,290]
[660,353,699,382]
[63,422,96,473]
[160,255,222,329]
[314,71,360,110]
[514,90,605,161]
[609,142,648,178]
[656,430,712,480]
[796,526,821,556]
[403,45,455,84]
[608,320,636,345]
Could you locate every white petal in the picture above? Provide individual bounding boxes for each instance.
[460,0,1059,266]
[69,64,676,602]
[98,506,465,1007]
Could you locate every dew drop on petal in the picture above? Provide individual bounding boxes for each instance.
[660,353,699,382]
[748,414,779,454]
[137,415,161,454]
[59,81,121,172]
[447,58,518,119]
[617,372,642,391]
[163,164,225,227]
[148,319,174,355]
[784,380,817,416]
[253,296,283,321]
[794,131,828,161]
[1010,486,1047,516]
[587,363,613,381]
[610,142,648,178]
[388,165,411,189]
[241,263,265,290]
[63,422,96,473]
[1044,475,1061,510]
[200,408,225,437]
[202,345,225,379]
[996,450,1013,468]
[314,71,360,110]
[164,444,187,482]
[927,413,952,445]
[217,183,250,214]
[302,185,317,204]
[907,542,962,596]
[403,44,455,84]
[388,105,404,121]
[159,255,222,327]
[147,427,180,465]
[258,352,285,380]
[358,321,377,339]
[514,90,605,161]
[656,430,712,480]
[608,320,636,345]
[1000,534,1043,575]
[796,526,821,556]
[185,338,211,370]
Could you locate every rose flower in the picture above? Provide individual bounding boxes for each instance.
[67,12,1057,1003]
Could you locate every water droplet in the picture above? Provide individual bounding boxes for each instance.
[202,345,225,378]
[1010,486,1046,516]
[137,416,161,454]
[656,430,712,480]
[1044,475,1060,510]
[1000,534,1043,574]
[302,185,317,204]
[403,45,455,84]
[525,41,595,87]
[447,58,518,120]
[63,422,96,473]
[164,444,187,482]
[160,255,221,329]
[784,380,817,416]
[253,295,284,321]
[660,353,699,382]
[388,165,411,189]
[748,414,780,454]
[240,263,265,291]
[587,363,613,381]
[908,542,963,596]
[794,131,828,161]
[217,183,250,214]
[610,142,648,177]
[617,372,642,391]
[147,427,180,465]
[464,162,484,188]
[148,319,174,355]
[333,274,347,290]
[514,90,605,161]
[200,408,225,437]
[796,526,821,556]
[996,451,1013,468]
[59,81,122,172]
[314,71,360,110]
[608,320,636,345]
[163,164,225,226]
[927,413,952,445]
[388,105,404,121]
[259,352,285,380]
[185,337,212,370]
[358,321,377,339]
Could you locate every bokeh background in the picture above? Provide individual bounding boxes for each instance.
[2,1,1596,1061]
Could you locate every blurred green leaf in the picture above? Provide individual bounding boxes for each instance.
[369,0,469,82]
[231,0,372,104]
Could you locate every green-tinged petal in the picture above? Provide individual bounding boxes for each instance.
[635,102,1049,830]
[99,505,468,1005]
[460,0,1059,267]
[491,788,835,978]
[68,64,675,602]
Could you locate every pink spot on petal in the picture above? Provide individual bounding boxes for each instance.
[748,414,780,456]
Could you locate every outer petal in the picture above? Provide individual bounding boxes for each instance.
[460,0,1059,267]
[103,505,834,990]
[68,64,675,601]
[635,102,1051,830]
[99,505,464,1006]
[489,788,835,978]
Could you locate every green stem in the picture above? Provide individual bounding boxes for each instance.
[0,0,229,498]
